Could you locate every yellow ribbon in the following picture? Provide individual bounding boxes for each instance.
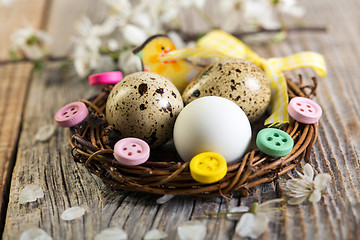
[160,30,327,126]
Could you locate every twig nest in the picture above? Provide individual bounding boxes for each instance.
[182,58,271,122]
[69,76,319,197]
[106,72,183,148]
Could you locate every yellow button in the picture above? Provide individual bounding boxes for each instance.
[190,152,227,184]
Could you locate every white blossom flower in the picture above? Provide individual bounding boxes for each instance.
[283,163,331,205]
[0,0,12,7]
[217,0,306,32]
[107,39,120,51]
[228,199,284,239]
[177,0,206,9]
[121,24,148,46]
[10,26,51,60]
[217,0,243,32]
[131,11,154,31]
[105,0,132,17]
[243,0,281,30]
[278,0,305,18]
[72,16,117,77]
[139,0,205,30]
[118,49,142,75]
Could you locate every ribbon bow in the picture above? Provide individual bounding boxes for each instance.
[161,30,327,126]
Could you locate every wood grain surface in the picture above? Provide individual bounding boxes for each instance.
[0,63,33,234]
[1,0,360,239]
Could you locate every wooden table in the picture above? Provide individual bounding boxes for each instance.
[1,0,359,239]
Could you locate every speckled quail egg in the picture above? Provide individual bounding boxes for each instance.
[182,58,271,122]
[106,72,183,148]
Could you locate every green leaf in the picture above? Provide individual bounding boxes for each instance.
[8,50,19,60]
[32,60,45,75]
[271,31,287,43]
[26,35,39,45]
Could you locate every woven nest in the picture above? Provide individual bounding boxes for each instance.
[69,76,319,197]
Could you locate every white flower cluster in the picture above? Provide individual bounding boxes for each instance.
[227,198,284,239]
[71,0,210,77]
[283,163,331,205]
[9,0,305,78]
[10,26,51,61]
[226,163,331,239]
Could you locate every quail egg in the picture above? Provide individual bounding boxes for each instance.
[182,58,271,122]
[106,72,183,148]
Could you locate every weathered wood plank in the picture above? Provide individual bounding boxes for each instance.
[0,0,47,60]
[272,0,360,239]
[3,0,360,239]
[0,63,33,233]
[0,63,238,239]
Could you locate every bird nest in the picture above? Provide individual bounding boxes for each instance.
[69,76,319,197]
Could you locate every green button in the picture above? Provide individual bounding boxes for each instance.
[256,128,294,157]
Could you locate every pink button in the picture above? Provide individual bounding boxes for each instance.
[88,71,123,85]
[54,102,89,127]
[113,138,150,166]
[288,97,322,124]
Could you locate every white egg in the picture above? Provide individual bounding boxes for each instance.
[173,96,252,163]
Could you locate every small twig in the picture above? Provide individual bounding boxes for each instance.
[178,26,328,42]
[0,56,69,65]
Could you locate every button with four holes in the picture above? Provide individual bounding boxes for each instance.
[190,152,227,184]
[88,71,123,86]
[256,128,294,157]
[54,102,89,128]
[113,138,150,166]
[288,97,322,124]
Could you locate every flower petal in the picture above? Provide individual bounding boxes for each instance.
[167,31,186,49]
[176,222,206,240]
[118,50,143,75]
[121,24,148,46]
[314,173,331,191]
[35,124,56,142]
[227,206,249,220]
[20,228,52,240]
[235,212,269,239]
[156,194,174,204]
[19,185,44,204]
[303,164,314,180]
[107,39,119,51]
[61,206,85,221]
[143,229,168,240]
[94,228,127,240]
[288,196,307,205]
[309,189,322,203]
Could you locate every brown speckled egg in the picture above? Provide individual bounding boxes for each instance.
[106,72,183,148]
[182,58,271,122]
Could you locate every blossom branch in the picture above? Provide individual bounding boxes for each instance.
[177,26,328,42]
